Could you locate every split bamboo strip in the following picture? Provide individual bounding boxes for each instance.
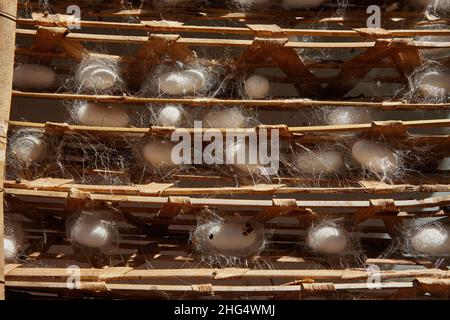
[5,187,450,210]
[5,266,449,281]
[17,17,450,38]
[4,179,450,196]
[5,280,415,294]
[0,0,18,300]
[11,91,450,109]
[15,28,450,49]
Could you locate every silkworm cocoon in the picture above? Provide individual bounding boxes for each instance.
[203,108,247,128]
[157,104,183,127]
[13,64,56,90]
[70,216,112,249]
[244,74,270,99]
[158,69,206,95]
[225,139,262,175]
[352,140,399,174]
[410,225,450,255]
[4,238,18,260]
[295,150,345,174]
[416,70,450,96]
[307,225,348,254]
[206,221,258,251]
[76,102,129,127]
[11,134,47,163]
[78,63,120,92]
[281,0,326,9]
[142,139,175,167]
[4,223,24,260]
[325,108,372,125]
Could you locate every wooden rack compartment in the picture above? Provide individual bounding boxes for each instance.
[1,0,449,299]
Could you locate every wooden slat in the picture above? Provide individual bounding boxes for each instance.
[0,0,18,301]
[11,91,450,109]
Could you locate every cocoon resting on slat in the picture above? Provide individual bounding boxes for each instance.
[13,64,57,91]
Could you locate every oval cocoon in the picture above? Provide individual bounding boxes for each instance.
[411,225,450,255]
[308,226,348,254]
[13,64,57,90]
[4,238,18,260]
[142,139,175,167]
[225,139,262,174]
[326,108,372,125]
[71,217,112,248]
[205,221,258,251]
[295,150,344,174]
[203,108,247,128]
[352,140,398,173]
[244,74,270,99]
[281,0,326,9]
[77,102,129,127]
[417,71,450,95]
[157,104,183,127]
[78,63,119,92]
[12,134,47,163]
[158,69,206,95]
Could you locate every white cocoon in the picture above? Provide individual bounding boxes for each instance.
[308,226,348,254]
[157,104,183,127]
[225,139,262,174]
[244,74,270,99]
[326,108,372,125]
[417,71,450,95]
[12,134,47,163]
[295,150,345,174]
[4,237,18,260]
[206,221,258,251]
[13,64,56,90]
[203,108,246,128]
[352,140,398,173]
[77,102,129,127]
[78,63,119,92]
[71,217,111,248]
[142,139,175,166]
[281,0,326,9]
[158,69,206,95]
[411,225,450,255]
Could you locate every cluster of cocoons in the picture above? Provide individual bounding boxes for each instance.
[352,140,399,174]
[409,224,450,255]
[13,64,57,91]
[76,102,129,127]
[69,214,114,249]
[158,69,206,96]
[307,224,348,255]
[10,133,48,164]
[244,74,270,99]
[192,219,264,256]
